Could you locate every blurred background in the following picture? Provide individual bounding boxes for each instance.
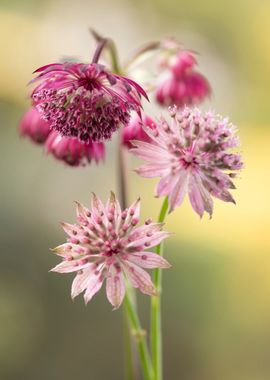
[1,0,270,379]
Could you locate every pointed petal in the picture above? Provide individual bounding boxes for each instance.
[168,170,189,212]
[83,273,103,304]
[122,262,157,296]
[106,273,126,309]
[156,173,179,197]
[135,164,169,178]
[50,260,90,273]
[127,231,172,250]
[126,252,171,269]
[71,265,95,299]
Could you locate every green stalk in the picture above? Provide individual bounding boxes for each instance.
[125,287,154,380]
[151,197,169,380]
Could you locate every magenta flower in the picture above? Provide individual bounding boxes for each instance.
[131,107,243,217]
[31,62,148,143]
[122,112,156,148]
[155,51,210,108]
[51,193,171,308]
[19,107,51,144]
[45,131,105,167]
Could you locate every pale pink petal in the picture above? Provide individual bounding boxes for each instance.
[156,173,179,197]
[106,272,126,309]
[122,262,157,296]
[168,170,190,212]
[127,231,172,250]
[188,174,213,217]
[126,251,171,269]
[50,260,91,274]
[83,272,103,304]
[71,265,95,299]
[135,164,170,178]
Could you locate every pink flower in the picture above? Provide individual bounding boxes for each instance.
[31,62,148,143]
[155,51,210,108]
[19,107,51,144]
[131,106,243,218]
[121,112,156,148]
[51,193,171,308]
[45,131,105,166]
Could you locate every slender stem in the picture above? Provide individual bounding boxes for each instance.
[125,287,154,380]
[151,197,169,380]
[91,38,108,64]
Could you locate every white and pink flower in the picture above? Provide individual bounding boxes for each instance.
[51,193,171,308]
[131,106,243,217]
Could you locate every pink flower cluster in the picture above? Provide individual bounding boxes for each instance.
[132,106,243,217]
[51,193,171,308]
[31,62,147,143]
[155,51,210,108]
[19,107,105,166]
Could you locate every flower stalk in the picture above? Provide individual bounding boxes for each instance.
[151,197,169,380]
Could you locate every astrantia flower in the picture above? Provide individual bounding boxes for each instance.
[155,51,210,108]
[131,107,243,217]
[51,193,171,308]
[122,112,156,148]
[46,131,105,166]
[19,107,51,144]
[31,62,148,143]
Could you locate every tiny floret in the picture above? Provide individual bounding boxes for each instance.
[51,193,171,308]
[31,62,148,143]
[46,131,105,166]
[131,107,243,217]
[19,107,50,144]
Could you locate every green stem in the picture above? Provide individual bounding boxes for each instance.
[151,197,169,380]
[125,287,154,380]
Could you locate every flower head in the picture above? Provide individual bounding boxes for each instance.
[131,107,243,217]
[122,112,156,148]
[19,107,51,144]
[155,51,210,108]
[46,131,105,166]
[31,62,148,143]
[51,193,171,308]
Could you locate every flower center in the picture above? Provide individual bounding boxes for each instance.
[102,239,122,257]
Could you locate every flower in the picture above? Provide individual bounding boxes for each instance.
[131,106,243,217]
[19,107,51,144]
[31,62,148,143]
[45,131,105,166]
[121,112,156,148]
[51,193,171,308]
[155,51,210,108]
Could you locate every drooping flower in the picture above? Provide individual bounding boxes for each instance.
[45,131,105,166]
[51,193,171,308]
[19,107,51,144]
[122,112,156,148]
[131,106,243,217]
[155,51,210,108]
[31,62,148,143]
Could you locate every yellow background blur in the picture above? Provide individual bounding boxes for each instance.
[0,0,270,379]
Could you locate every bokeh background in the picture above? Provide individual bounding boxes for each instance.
[1,0,270,379]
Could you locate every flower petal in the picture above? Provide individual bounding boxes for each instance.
[106,272,126,309]
[122,262,157,296]
[83,272,103,304]
[126,251,171,269]
[71,265,95,299]
[168,170,189,212]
